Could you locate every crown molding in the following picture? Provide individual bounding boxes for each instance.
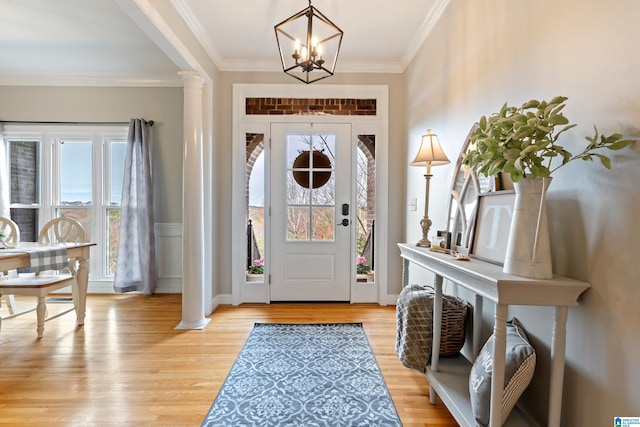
[171,0,223,70]
[0,74,183,87]
[401,0,451,71]
[215,59,403,74]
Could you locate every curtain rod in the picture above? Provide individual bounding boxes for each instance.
[0,120,154,126]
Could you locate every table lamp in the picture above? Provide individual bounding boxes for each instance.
[410,129,450,247]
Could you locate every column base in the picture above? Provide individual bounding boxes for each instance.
[174,317,211,330]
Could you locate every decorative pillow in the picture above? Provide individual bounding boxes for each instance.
[469,317,536,426]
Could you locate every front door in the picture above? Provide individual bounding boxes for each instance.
[270,123,352,301]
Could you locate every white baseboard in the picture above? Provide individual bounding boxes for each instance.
[87,278,182,294]
[211,294,233,311]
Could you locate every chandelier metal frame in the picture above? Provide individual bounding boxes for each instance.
[274,0,343,84]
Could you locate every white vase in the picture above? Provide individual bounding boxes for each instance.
[503,176,553,279]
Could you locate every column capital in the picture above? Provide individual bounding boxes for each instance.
[178,71,204,87]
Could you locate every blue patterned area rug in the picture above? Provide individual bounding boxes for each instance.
[202,323,402,427]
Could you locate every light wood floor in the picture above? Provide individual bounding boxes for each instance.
[0,294,457,427]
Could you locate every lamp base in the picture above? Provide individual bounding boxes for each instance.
[416,216,432,247]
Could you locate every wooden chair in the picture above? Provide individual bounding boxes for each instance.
[0,216,20,315]
[38,217,85,247]
[0,217,85,340]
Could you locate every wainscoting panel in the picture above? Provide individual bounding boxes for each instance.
[87,223,183,294]
[155,223,183,278]
[155,223,183,293]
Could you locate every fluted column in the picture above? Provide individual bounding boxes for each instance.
[175,71,210,330]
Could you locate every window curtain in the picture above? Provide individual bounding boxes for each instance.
[113,119,157,294]
[0,125,10,218]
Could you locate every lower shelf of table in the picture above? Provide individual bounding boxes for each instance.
[425,354,535,427]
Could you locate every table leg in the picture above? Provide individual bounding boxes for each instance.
[548,306,568,427]
[472,294,483,358]
[36,296,46,338]
[489,304,508,427]
[401,258,409,288]
[429,274,444,404]
[75,252,89,326]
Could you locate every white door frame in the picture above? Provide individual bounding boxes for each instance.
[231,84,389,305]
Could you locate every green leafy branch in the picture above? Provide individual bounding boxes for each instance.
[550,126,635,174]
[463,96,636,182]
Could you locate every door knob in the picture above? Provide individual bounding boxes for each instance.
[338,218,350,226]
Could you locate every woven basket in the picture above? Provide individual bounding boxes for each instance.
[438,290,469,356]
[396,284,469,372]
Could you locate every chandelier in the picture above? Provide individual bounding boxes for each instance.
[274,0,343,84]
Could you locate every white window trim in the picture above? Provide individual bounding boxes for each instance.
[231,84,390,306]
[3,124,128,281]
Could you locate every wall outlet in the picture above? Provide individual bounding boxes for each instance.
[408,197,417,211]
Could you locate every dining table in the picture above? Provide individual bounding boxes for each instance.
[0,242,96,326]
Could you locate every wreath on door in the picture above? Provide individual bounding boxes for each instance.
[292,150,332,189]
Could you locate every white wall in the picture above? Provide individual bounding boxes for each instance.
[0,86,184,223]
[403,0,640,424]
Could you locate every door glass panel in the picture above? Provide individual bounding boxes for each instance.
[287,136,311,168]
[246,133,265,282]
[287,171,310,204]
[312,174,335,205]
[356,135,375,282]
[312,207,334,241]
[287,206,310,240]
[286,133,336,242]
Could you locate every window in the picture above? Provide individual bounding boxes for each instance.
[4,126,128,280]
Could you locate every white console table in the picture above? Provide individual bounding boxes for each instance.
[398,243,590,427]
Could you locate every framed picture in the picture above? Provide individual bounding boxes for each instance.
[469,190,516,265]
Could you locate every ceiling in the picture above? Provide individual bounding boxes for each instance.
[0,0,448,86]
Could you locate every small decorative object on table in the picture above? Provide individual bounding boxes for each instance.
[463,96,635,279]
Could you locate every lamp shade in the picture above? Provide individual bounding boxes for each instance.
[410,130,450,167]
